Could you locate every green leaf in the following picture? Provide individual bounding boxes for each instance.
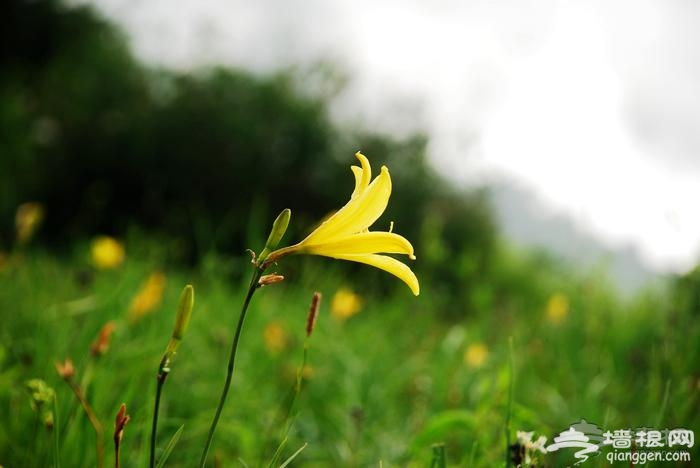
[278,443,307,468]
[155,425,184,468]
[411,410,476,450]
[267,436,287,468]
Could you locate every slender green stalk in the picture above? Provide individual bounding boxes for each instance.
[430,443,446,468]
[199,268,263,468]
[267,291,319,466]
[150,284,194,467]
[64,379,104,468]
[468,441,477,466]
[267,344,309,468]
[154,424,184,468]
[150,359,168,468]
[654,379,671,428]
[504,337,514,468]
[53,394,60,468]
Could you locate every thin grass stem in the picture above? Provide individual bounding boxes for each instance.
[65,379,104,468]
[53,393,61,468]
[654,379,671,428]
[504,336,514,468]
[267,344,309,467]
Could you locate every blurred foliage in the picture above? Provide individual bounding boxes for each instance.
[0,0,496,314]
[0,243,697,466]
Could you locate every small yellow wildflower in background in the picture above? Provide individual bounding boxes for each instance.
[301,365,314,379]
[464,342,489,369]
[283,363,315,382]
[91,236,125,269]
[263,322,288,354]
[15,202,45,244]
[546,293,570,324]
[128,272,166,322]
[331,287,363,320]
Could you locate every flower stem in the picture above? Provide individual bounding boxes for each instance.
[65,379,104,468]
[150,358,168,468]
[504,337,514,468]
[199,268,263,467]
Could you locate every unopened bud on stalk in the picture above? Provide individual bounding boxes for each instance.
[306,292,322,337]
[114,403,130,442]
[165,285,194,355]
[55,358,76,380]
[258,209,291,264]
[91,321,116,357]
[114,403,130,468]
[259,274,285,286]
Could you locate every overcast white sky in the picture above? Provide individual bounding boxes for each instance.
[86,0,700,273]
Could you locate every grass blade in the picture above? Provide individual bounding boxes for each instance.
[278,442,307,468]
[155,424,184,468]
[53,394,60,468]
[430,443,446,468]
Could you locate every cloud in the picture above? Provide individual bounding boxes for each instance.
[87,0,700,271]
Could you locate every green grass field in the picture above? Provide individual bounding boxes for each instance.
[1,240,698,467]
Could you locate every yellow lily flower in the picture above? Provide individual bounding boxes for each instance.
[265,152,419,295]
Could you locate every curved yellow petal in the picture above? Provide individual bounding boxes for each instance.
[326,253,420,296]
[350,153,371,199]
[302,231,415,257]
[350,166,364,200]
[355,151,371,189]
[303,166,391,243]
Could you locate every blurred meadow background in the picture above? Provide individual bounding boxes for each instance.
[1,0,699,466]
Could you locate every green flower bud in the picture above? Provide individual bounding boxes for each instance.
[258,209,291,263]
[165,285,194,355]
